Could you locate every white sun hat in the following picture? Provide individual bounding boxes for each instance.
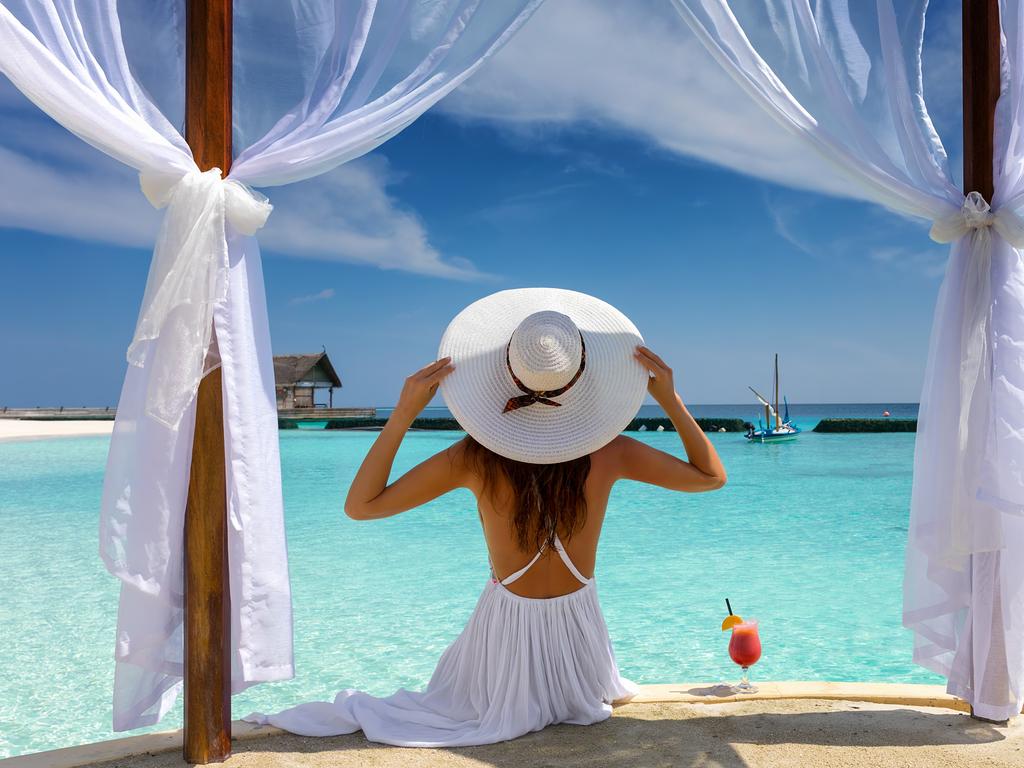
[438,288,647,464]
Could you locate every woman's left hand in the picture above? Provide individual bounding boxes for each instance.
[393,357,455,421]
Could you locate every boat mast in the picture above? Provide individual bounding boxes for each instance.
[774,353,780,429]
[749,386,772,434]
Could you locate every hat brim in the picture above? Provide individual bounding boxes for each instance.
[438,288,647,464]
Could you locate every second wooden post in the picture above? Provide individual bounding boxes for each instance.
[183,0,233,762]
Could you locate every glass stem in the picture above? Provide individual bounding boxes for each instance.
[741,666,749,687]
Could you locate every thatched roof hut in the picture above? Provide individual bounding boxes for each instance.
[274,352,342,409]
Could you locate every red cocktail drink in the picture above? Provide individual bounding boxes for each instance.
[728,622,761,667]
[728,619,760,693]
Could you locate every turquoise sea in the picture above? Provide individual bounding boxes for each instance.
[0,403,937,758]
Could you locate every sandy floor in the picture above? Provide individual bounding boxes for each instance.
[81,699,1021,768]
[0,420,114,441]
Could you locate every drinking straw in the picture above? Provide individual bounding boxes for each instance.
[726,598,734,616]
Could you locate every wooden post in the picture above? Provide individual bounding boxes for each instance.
[963,0,999,202]
[183,0,233,762]
[962,0,1008,724]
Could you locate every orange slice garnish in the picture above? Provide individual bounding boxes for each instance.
[721,614,743,631]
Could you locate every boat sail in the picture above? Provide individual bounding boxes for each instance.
[745,354,800,442]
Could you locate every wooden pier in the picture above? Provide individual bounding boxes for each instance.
[0,407,117,420]
[2,407,377,422]
[278,408,376,422]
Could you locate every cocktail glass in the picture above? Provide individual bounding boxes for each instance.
[728,619,761,694]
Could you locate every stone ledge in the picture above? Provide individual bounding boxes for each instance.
[0,682,972,767]
[631,681,967,710]
[1,721,281,768]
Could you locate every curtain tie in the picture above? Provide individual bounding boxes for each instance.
[128,167,272,429]
[929,191,1024,248]
[928,191,1024,563]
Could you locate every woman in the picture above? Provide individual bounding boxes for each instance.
[246,288,726,747]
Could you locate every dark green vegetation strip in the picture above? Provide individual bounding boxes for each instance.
[813,418,917,433]
[631,417,750,433]
[280,417,751,432]
[327,417,462,431]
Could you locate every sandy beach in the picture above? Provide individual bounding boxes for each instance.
[0,420,114,442]
[14,697,1020,768]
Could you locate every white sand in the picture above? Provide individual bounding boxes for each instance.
[0,420,114,442]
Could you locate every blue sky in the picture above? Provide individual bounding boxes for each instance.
[0,0,962,408]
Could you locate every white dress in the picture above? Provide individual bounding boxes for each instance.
[244,535,637,747]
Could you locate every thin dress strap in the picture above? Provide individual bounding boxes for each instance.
[552,534,590,585]
[498,535,590,586]
[499,548,546,586]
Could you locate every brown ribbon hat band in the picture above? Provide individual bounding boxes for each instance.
[503,332,587,413]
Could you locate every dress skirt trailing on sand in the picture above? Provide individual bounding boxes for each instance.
[244,536,636,747]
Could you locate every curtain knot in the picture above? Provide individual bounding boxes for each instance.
[960,191,995,229]
[930,191,1024,248]
[140,167,272,234]
[127,165,273,429]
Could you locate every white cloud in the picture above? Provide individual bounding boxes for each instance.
[765,190,947,280]
[0,1,962,275]
[765,195,824,262]
[258,156,487,281]
[443,0,961,202]
[0,145,162,247]
[0,82,482,280]
[289,288,336,305]
[472,182,588,226]
[0,94,163,247]
[442,0,854,197]
[867,245,947,280]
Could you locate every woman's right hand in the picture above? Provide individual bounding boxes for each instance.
[620,345,727,493]
[393,357,455,421]
[635,346,677,406]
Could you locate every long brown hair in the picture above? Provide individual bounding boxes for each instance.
[463,436,590,552]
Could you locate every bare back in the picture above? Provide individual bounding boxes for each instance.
[465,440,621,599]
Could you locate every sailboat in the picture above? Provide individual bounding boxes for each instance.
[745,354,800,442]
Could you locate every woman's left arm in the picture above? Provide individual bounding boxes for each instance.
[344,357,462,520]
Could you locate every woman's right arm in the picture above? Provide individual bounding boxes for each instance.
[608,346,727,492]
[344,357,462,520]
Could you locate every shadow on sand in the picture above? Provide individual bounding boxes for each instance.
[117,706,1009,768]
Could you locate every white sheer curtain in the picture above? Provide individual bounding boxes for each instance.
[672,0,1024,721]
[0,0,542,731]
